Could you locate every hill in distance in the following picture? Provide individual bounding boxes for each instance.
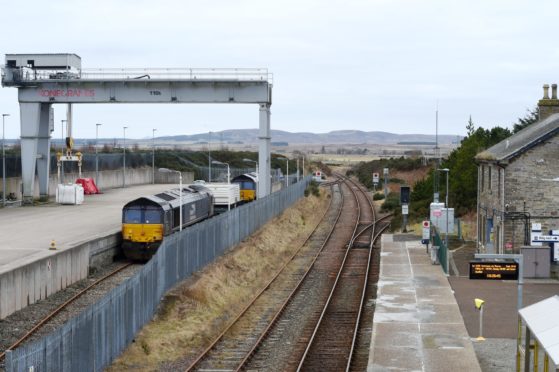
[155,129,461,145]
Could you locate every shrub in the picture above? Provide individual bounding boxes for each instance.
[372,193,385,200]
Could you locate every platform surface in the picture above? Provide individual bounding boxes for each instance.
[0,184,174,274]
[368,234,481,371]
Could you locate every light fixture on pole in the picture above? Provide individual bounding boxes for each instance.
[152,128,157,184]
[212,160,230,184]
[278,157,289,188]
[437,167,450,274]
[95,123,102,186]
[243,158,258,197]
[2,114,9,207]
[123,126,128,188]
[159,168,183,231]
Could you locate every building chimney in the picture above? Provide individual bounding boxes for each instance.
[538,83,559,121]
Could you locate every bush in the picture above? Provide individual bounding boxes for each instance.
[381,192,400,212]
[304,181,320,197]
[372,193,385,200]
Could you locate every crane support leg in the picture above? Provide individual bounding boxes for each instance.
[258,103,271,198]
[20,102,52,203]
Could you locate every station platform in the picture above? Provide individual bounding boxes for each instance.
[0,183,174,319]
[368,234,481,371]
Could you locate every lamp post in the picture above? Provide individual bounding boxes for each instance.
[123,126,127,188]
[61,119,66,182]
[152,128,157,184]
[212,160,230,184]
[278,157,289,188]
[95,123,102,186]
[159,168,183,231]
[438,168,450,273]
[208,131,212,182]
[61,119,66,150]
[296,158,300,182]
[243,158,258,197]
[2,114,9,207]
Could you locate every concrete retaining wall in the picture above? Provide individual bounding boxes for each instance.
[4,168,194,198]
[0,246,89,319]
[0,232,122,320]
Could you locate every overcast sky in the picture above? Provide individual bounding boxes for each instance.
[1,0,558,140]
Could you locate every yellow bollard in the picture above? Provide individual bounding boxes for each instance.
[49,239,57,250]
[474,298,485,341]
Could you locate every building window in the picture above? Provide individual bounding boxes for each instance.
[498,168,501,200]
[481,166,485,191]
[488,166,492,190]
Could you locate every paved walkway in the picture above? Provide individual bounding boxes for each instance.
[0,184,174,274]
[368,234,481,371]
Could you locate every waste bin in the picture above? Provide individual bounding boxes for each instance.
[430,245,439,265]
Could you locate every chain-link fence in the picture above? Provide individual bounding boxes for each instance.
[6,176,311,372]
[0,153,153,178]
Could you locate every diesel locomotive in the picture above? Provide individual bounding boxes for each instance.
[121,185,214,260]
[231,172,258,202]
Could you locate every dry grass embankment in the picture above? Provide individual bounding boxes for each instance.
[109,190,330,371]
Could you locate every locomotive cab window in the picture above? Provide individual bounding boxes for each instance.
[144,207,162,224]
[241,181,255,190]
[124,208,142,223]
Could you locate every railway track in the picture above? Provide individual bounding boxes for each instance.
[185,175,390,371]
[184,181,348,371]
[0,261,134,361]
[292,176,389,371]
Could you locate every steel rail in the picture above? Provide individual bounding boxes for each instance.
[295,175,370,371]
[0,261,133,361]
[346,217,391,371]
[233,179,348,371]
[184,179,342,371]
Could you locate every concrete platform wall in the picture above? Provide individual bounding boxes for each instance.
[0,245,88,319]
[0,232,121,320]
[4,168,194,198]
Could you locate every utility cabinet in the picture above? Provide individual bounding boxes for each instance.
[521,246,550,278]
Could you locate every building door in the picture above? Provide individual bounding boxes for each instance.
[485,218,494,253]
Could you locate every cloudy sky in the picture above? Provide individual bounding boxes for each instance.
[1,0,558,140]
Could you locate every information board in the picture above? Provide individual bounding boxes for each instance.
[469,260,519,280]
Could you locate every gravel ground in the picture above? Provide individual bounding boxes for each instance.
[0,261,142,371]
[473,338,516,372]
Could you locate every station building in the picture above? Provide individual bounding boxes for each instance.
[476,84,559,254]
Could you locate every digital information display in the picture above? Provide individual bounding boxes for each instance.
[469,260,519,280]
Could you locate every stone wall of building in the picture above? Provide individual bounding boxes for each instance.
[502,135,559,251]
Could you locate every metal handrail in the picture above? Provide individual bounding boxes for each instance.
[1,66,273,84]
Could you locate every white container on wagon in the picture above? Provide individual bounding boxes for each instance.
[56,184,84,205]
[204,183,240,207]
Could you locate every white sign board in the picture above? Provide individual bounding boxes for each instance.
[430,202,454,234]
[532,235,559,243]
[531,222,543,247]
[373,173,379,184]
[402,204,409,215]
[422,220,430,240]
